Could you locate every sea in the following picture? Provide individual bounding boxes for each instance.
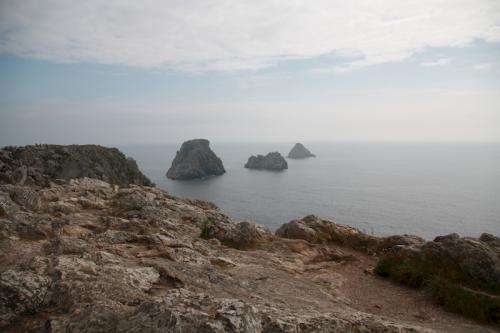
[118,142,500,240]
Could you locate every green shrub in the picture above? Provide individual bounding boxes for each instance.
[375,256,500,323]
[430,278,500,323]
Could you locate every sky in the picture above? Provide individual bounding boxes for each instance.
[1,0,500,145]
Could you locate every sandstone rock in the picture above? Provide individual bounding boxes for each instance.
[244,152,288,171]
[0,144,153,187]
[287,143,315,159]
[167,139,225,180]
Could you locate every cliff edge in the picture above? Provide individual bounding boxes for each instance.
[0,144,153,187]
[0,179,497,332]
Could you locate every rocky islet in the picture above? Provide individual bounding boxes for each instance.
[166,139,225,180]
[244,152,288,171]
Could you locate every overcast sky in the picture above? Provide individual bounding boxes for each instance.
[1,0,500,145]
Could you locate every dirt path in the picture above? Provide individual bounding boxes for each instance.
[334,246,500,332]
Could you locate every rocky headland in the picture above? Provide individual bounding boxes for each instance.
[0,145,499,332]
[287,143,315,159]
[244,152,288,171]
[0,144,153,187]
[167,139,225,180]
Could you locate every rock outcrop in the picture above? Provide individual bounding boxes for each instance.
[167,139,225,180]
[376,233,500,323]
[0,145,153,187]
[2,179,487,332]
[276,215,425,254]
[277,215,500,323]
[244,152,288,171]
[287,143,315,159]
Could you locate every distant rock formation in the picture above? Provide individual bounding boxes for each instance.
[0,144,153,187]
[244,152,288,171]
[287,143,315,159]
[167,139,225,180]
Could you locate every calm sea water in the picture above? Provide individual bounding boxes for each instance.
[118,142,500,239]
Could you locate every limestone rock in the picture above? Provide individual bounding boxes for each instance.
[244,152,288,171]
[0,144,153,187]
[287,143,315,159]
[167,139,225,180]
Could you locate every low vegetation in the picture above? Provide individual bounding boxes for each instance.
[375,256,500,323]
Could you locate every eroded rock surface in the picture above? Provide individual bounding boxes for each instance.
[287,143,315,159]
[167,139,225,180]
[0,180,496,332]
[0,145,153,187]
[276,214,424,254]
[244,152,288,171]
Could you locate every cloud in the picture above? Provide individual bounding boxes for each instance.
[0,0,499,72]
[419,58,452,67]
[473,63,494,70]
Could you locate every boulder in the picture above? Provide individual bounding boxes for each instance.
[287,143,315,159]
[421,235,500,287]
[0,145,153,187]
[166,139,225,180]
[376,232,500,322]
[201,219,272,249]
[276,215,381,253]
[244,152,288,171]
[276,215,425,255]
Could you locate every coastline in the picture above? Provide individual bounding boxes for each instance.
[1,144,499,332]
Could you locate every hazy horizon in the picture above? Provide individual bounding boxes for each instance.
[1,1,500,145]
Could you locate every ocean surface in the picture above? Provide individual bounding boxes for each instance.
[118,142,500,239]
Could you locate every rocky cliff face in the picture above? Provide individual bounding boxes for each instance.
[287,143,315,159]
[244,152,288,171]
[167,139,225,180]
[0,180,497,332]
[0,145,153,187]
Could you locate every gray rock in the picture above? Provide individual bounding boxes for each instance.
[0,180,487,332]
[287,143,315,159]
[379,232,500,296]
[0,144,153,187]
[422,235,500,286]
[0,269,51,327]
[201,218,272,249]
[167,139,225,180]
[244,152,288,171]
[0,191,18,218]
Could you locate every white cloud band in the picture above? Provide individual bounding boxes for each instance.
[0,0,499,71]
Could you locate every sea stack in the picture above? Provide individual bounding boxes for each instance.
[287,143,315,159]
[167,139,225,180]
[244,152,288,171]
